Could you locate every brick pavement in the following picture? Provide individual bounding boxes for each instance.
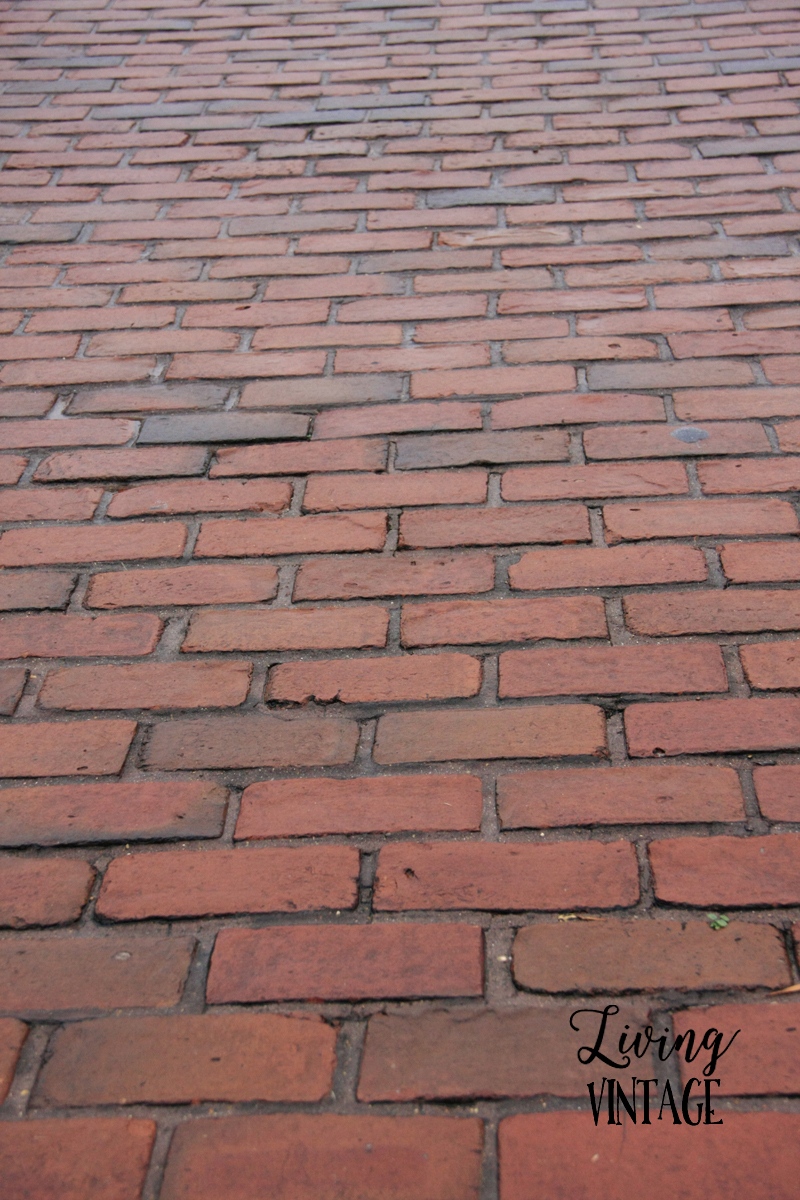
[0,0,799,1194]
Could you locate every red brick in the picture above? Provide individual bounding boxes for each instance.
[502,461,687,501]
[719,541,800,583]
[673,1003,800,1096]
[0,613,161,658]
[410,363,576,399]
[0,570,75,611]
[400,503,590,549]
[764,357,800,386]
[401,596,607,646]
[187,603,389,652]
[0,455,27,485]
[211,437,386,476]
[698,458,800,494]
[604,498,798,542]
[498,288,646,316]
[86,564,278,609]
[40,661,252,711]
[777,418,800,452]
[585,422,770,460]
[499,1112,800,1200]
[625,697,800,757]
[374,705,606,764]
[0,522,187,567]
[294,553,495,600]
[34,445,207,481]
[303,469,488,512]
[0,719,136,779]
[0,417,135,450]
[0,1119,155,1200]
[37,1013,337,1106]
[195,512,387,558]
[144,713,359,771]
[499,764,744,828]
[1,359,157,390]
[0,936,194,1013]
[0,392,55,418]
[358,1006,652,1103]
[650,833,800,907]
[236,775,483,840]
[396,430,569,470]
[107,479,291,518]
[0,668,26,716]
[0,486,103,523]
[510,544,708,590]
[374,841,638,911]
[338,346,489,374]
[0,781,227,848]
[675,386,800,421]
[97,846,360,921]
[0,857,93,928]
[268,653,481,704]
[512,919,790,993]
[741,642,800,690]
[624,589,800,635]
[500,644,727,698]
[314,401,482,440]
[160,1114,482,1200]
[754,764,800,821]
[207,924,484,1003]
[0,1017,26,1104]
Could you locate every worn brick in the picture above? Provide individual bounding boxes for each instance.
[499,764,744,828]
[40,661,252,711]
[499,1112,800,1200]
[137,411,309,444]
[492,392,664,428]
[295,553,495,600]
[268,653,481,705]
[510,544,708,590]
[195,512,387,558]
[625,697,800,757]
[650,834,800,907]
[585,422,771,459]
[740,641,800,689]
[304,469,488,513]
[0,571,76,611]
[587,360,754,389]
[754,764,800,821]
[374,705,607,764]
[107,479,291,518]
[0,936,194,1012]
[160,1114,482,1200]
[315,402,483,441]
[400,503,590,549]
[358,1006,651,1102]
[0,668,26,716]
[86,564,278,609]
[211,437,386,476]
[0,1017,26,1104]
[37,1013,337,1106]
[97,846,360,921]
[512,919,790,993]
[0,455,27,486]
[500,644,727,698]
[236,775,483,840]
[374,841,638,911]
[0,486,103,523]
[0,1119,156,1200]
[0,417,135,450]
[0,720,136,779]
[401,596,607,646]
[0,857,94,928]
[502,462,688,501]
[604,499,798,542]
[672,1003,800,1096]
[145,713,359,771]
[625,590,800,635]
[395,430,568,470]
[0,522,187,567]
[0,781,227,848]
[34,446,207,482]
[0,612,161,659]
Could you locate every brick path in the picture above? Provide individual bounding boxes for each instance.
[0,0,799,1194]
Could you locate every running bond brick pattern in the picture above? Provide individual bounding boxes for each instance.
[1,0,800,1195]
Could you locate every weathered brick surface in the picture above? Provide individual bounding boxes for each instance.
[0,1017,27,1104]
[207,925,484,1003]
[159,1115,482,1200]
[499,1113,800,1200]
[2,0,800,1169]
[672,1003,800,1096]
[0,1119,156,1200]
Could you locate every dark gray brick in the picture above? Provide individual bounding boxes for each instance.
[395,430,569,470]
[138,412,310,445]
[700,137,800,156]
